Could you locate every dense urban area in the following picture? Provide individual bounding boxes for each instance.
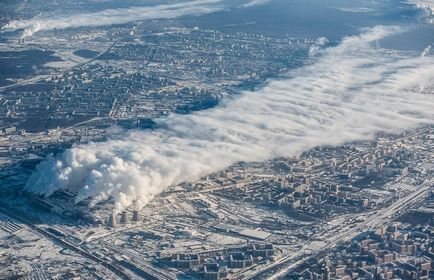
[0,0,433,279]
[1,121,433,279]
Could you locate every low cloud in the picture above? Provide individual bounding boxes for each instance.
[332,7,375,13]
[408,0,434,11]
[238,0,272,8]
[26,26,434,212]
[2,0,224,38]
[422,45,432,56]
[408,0,434,21]
[1,0,274,38]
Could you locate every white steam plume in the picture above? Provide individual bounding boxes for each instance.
[238,0,272,8]
[333,7,375,13]
[25,26,434,212]
[422,45,432,56]
[1,0,273,39]
[2,0,224,38]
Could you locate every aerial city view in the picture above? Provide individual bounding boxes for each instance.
[0,0,433,279]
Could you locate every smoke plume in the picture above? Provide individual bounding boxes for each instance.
[25,26,434,212]
[238,0,272,8]
[1,0,273,38]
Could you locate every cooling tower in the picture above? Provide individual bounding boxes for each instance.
[120,211,130,224]
[108,214,117,228]
[132,210,141,222]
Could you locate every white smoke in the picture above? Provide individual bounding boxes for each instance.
[333,7,375,13]
[309,37,329,56]
[2,0,223,38]
[422,45,432,56]
[25,26,434,212]
[1,0,274,39]
[238,0,272,8]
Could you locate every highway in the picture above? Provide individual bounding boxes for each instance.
[245,177,433,280]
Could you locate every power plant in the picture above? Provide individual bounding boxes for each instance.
[107,214,117,228]
[132,210,141,222]
[106,211,142,227]
[120,211,130,224]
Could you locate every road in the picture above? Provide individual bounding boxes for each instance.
[0,204,131,280]
[104,241,177,280]
[245,177,433,280]
[0,40,118,93]
[0,202,177,280]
